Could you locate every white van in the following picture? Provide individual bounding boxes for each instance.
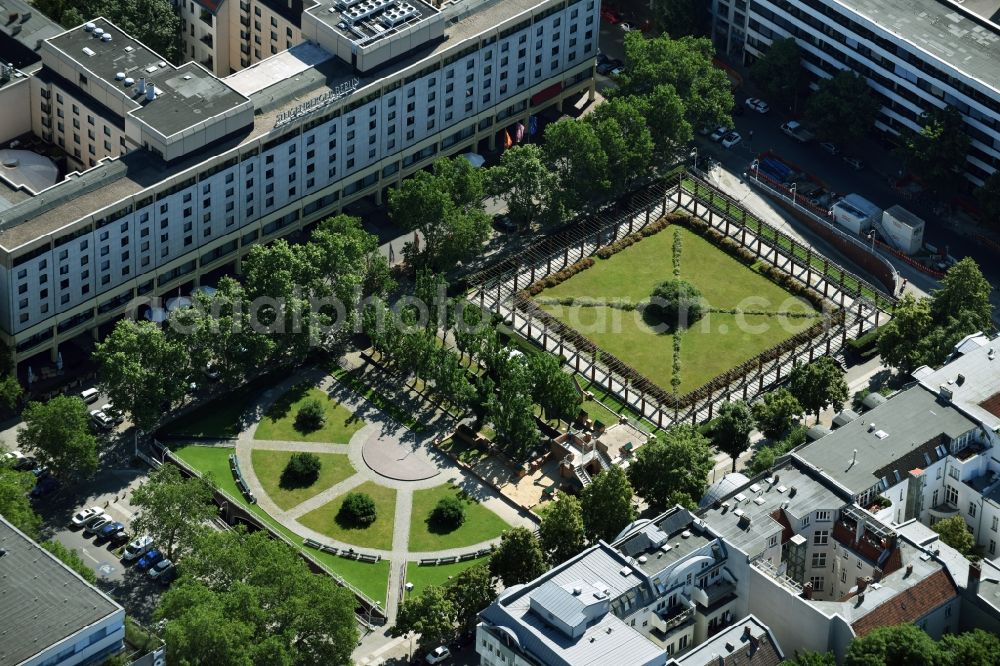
[80,388,99,404]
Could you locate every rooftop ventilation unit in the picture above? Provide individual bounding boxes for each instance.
[335,0,367,8]
[637,555,647,564]
[101,33,112,42]
[115,71,125,80]
[82,46,96,57]
[381,1,417,27]
[124,77,134,86]
[84,22,96,31]
[343,0,394,23]
[94,27,104,37]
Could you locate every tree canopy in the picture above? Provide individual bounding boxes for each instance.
[974,170,1000,228]
[751,388,802,440]
[131,464,216,559]
[712,400,756,472]
[932,515,977,559]
[581,466,637,543]
[35,0,181,62]
[628,424,713,510]
[804,71,879,146]
[538,493,586,565]
[0,464,41,537]
[749,38,807,112]
[651,0,706,38]
[392,563,495,652]
[542,119,610,214]
[489,527,547,587]
[899,105,971,196]
[488,144,559,226]
[788,357,848,419]
[158,528,358,665]
[17,396,98,480]
[529,354,581,424]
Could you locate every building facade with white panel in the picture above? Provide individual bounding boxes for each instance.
[712,0,1000,185]
[0,0,598,363]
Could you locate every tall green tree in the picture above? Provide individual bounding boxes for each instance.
[392,586,457,655]
[875,294,940,372]
[788,357,848,419]
[489,527,547,587]
[488,144,559,227]
[0,374,21,410]
[529,354,581,424]
[617,32,732,131]
[538,493,586,565]
[931,257,993,333]
[939,630,1000,666]
[131,464,216,559]
[0,464,41,537]
[587,97,655,194]
[487,356,539,457]
[713,400,756,473]
[543,118,610,214]
[749,38,807,112]
[651,0,705,37]
[844,623,940,666]
[580,466,637,543]
[628,424,713,510]
[159,528,358,665]
[899,105,971,196]
[434,154,487,210]
[804,71,880,146]
[785,652,836,666]
[445,564,495,633]
[933,515,976,559]
[751,388,802,440]
[17,396,98,480]
[34,0,181,62]
[974,170,1000,228]
[94,319,190,433]
[636,85,693,167]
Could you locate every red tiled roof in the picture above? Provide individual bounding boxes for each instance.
[770,509,794,544]
[194,0,224,14]
[850,570,957,637]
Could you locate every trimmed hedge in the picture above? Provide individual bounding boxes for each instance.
[525,257,595,296]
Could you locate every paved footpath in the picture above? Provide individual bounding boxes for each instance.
[231,363,535,624]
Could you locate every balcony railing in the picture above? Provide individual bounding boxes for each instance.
[661,606,695,633]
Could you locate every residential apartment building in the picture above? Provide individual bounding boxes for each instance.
[712,0,1000,185]
[0,515,127,666]
[0,0,598,364]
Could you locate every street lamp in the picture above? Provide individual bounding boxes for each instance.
[750,159,760,182]
[790,182,797,207]
[691,147,698,171]
[867,229,876,253]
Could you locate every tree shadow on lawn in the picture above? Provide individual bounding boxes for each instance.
[261,382,311,423]
[278,467,319,491]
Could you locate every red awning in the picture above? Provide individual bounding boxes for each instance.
[531,82,563,106]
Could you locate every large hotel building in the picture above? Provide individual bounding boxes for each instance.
[0,0,598,365]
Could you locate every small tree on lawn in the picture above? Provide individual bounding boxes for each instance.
[280,452,321,489]
[713,400,756,472]
[431,496,466,531]
[338,492,377,527]
[648,279,705,330]
[295,398,326,432]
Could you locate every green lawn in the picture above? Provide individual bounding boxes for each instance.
[438,437,489,466]
[404,557,490,598]
[172,445,389,602]
[254,385,365,443]
[538,226,816,395]
[330,365,426,431]
[408,484,511,553]
[162,373,280,438]
[297,480,398,550]
[250,450,356,511]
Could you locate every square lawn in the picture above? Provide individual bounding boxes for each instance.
[254,385,365,443]
[408,484,511,553]
[297,480,397,551]
[250,450,356,511]
[171,444,389,602]
[405,557,490,599]
[538,225,817,395]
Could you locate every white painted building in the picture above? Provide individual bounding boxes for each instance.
[713,0,1000,185]
[0,0,599,364]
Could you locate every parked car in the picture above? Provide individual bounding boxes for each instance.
[81,512,111,531]
[425,646,452,664]
[596,58,622,75]
[609,66,625,77]
[84,515,113,536]
[71,506,105,528]
[122,536,155,563]
[90,410,114,431]
[32,465,50,479]
[697,125,712,136]
[710,126,729,141]
[31,476,59,498]
[12,454,38,472]
[157,564,178,586]
[98,521,127,542]
[721,132,743,148]
[137,549,163,571]
[745,97,769,113]
[820,141,839,155]
[1,450,27,467]
[492,214,518,233]
[80,388,99,404]
[148,559,174,580]
[100,403,125,424]
[843,155,864,170]
[600,8,619,24]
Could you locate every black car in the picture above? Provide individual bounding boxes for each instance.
[492,214,519,233]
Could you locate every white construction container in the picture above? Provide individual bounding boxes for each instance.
[830,194,882,235]
[881,205,924,255]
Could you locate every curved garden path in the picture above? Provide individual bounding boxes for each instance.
[232,364,534,621]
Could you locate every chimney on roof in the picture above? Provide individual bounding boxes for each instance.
[905,563,913,577]
[969,560,982,594]
[855,516,866,545]
[146,83,156,101]
[138,77,146,94]
[802,581,814,600]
